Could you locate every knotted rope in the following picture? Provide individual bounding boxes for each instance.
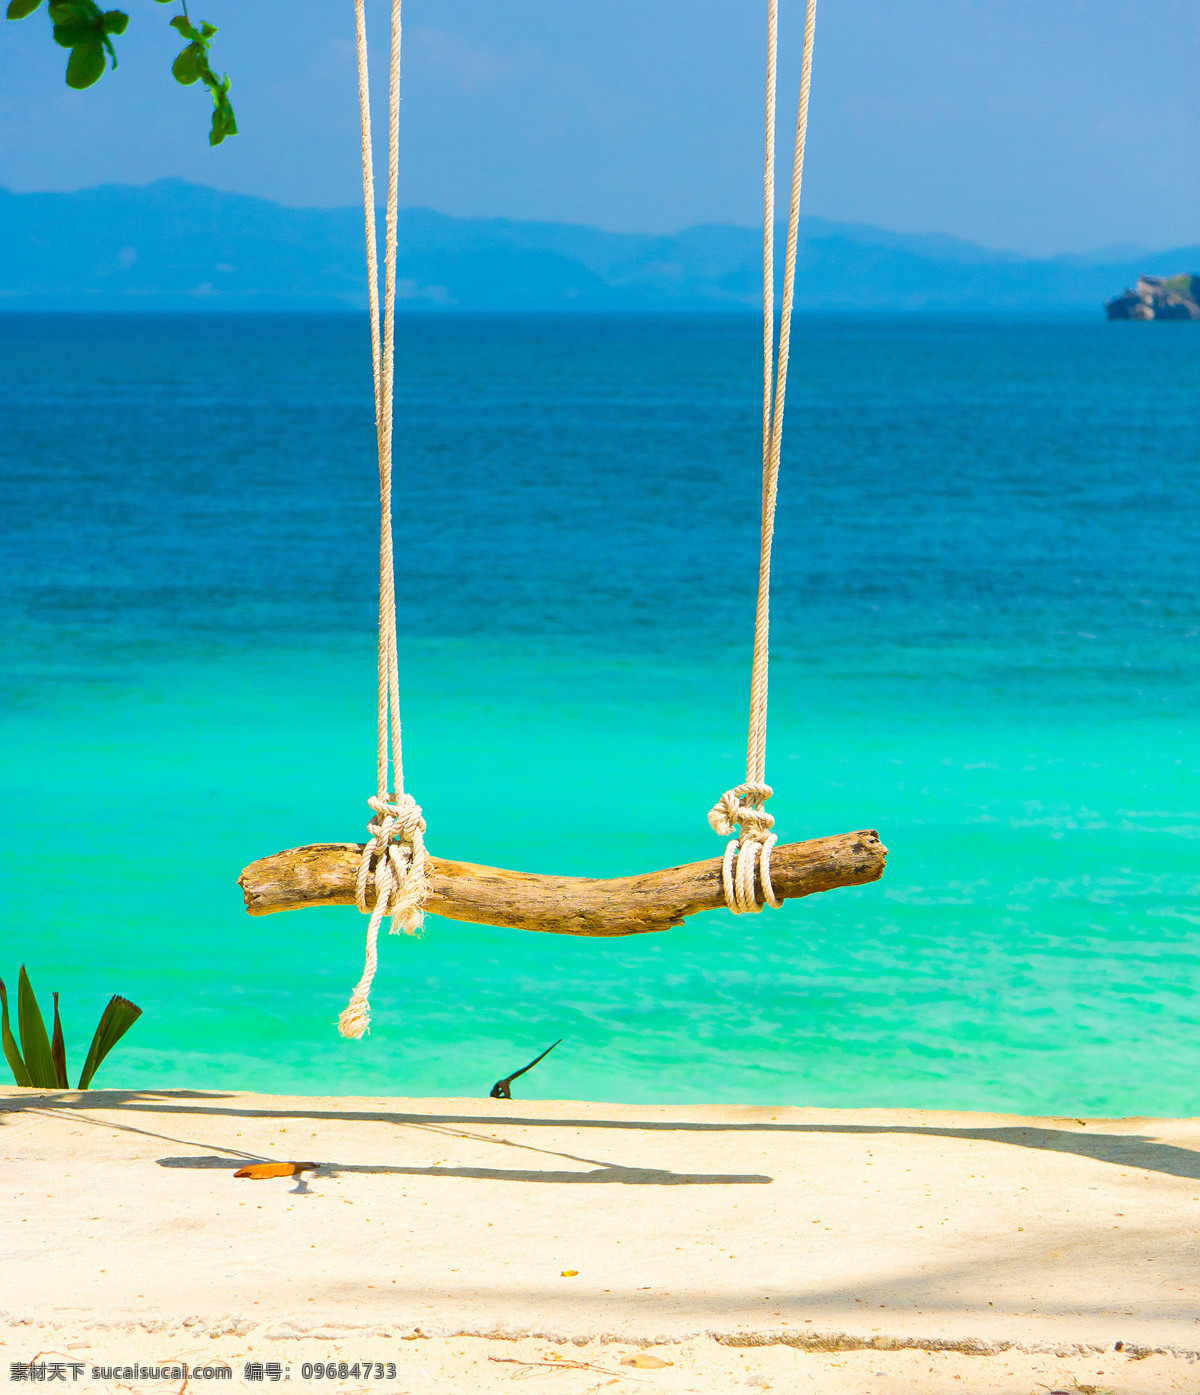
[339,0,429,1040]
[708,782,782,914]
[711,0,817,913]
[339,795,428,1039]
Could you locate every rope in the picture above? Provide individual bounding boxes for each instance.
[712,0,818,914]
[339,0,429,1041]
[708,782,780,914]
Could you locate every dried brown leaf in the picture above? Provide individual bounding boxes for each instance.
[233,1161,320,1179]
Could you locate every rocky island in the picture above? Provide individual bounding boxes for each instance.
[1106,272,1200,319]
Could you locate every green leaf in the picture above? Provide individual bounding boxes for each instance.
[199,20,215,37]
[0,978,31,1088]
[48,0,92,24]
[66,38,106,87]
[53,18,95,46]
[209,90,236,145]
[76,995,141,1090]
[50,992,69,1090]
[169,13,198,40]
[17,967,58,1089]
[101,8,125,33]
[6,0,43,19]
[172,43,201,84]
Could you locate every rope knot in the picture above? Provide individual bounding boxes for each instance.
[708,782,775,839]
[364,791,426,850]
[339,791,431,1041]
[708,782,782,915]
[354,791,429,930]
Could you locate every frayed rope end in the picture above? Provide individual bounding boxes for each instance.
[389,906,425,936]
[338,996,371,1040]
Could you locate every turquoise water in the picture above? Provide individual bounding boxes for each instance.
[1,312,1198,1114]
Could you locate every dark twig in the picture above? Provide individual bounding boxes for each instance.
[487,1357,646,1380]
[489,1039,562,1099]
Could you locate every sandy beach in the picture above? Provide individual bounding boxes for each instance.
[3,1087,1199,1391]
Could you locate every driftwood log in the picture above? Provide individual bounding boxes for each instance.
[238,830,886,938]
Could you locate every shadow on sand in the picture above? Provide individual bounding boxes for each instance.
[3,1089,1198,1183]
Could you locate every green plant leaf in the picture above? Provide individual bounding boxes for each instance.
[53,17,94,46]
[0,978,31,1088]
[50,992,69,1089]
[17,967,58,1089]
[48,0,93,24]
[101,9,126,33]
[210,91,236,145]
[172,43,201,84]
[76,995,142,1090]
[169,13,197,39]
[6,0,43,18]
[66,38,106,88]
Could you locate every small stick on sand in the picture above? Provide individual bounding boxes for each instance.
[487,1357,648,1379]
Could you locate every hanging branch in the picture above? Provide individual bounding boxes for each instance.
[6,0,236,145]
[167,8,237,146]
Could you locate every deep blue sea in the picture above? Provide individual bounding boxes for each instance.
[1,312,1198,1114]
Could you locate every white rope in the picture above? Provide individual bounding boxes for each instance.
[339,794,428,1039]
[340,0,429,1041]
[708,782,781,914]
[712,0,817,914]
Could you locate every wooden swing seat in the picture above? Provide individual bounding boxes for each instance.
[239,829,886,939]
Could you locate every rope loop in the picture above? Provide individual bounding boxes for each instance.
[354,792,429,932]
[708,783,782,915]
[708,781,775,838]
[339,792,430,1041]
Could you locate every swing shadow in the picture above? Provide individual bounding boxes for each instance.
[154,1155,773,1186]
[1,1092,771,1186]
[6,1089,1200,1184]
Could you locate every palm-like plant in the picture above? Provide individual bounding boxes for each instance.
[0,966,141,1089]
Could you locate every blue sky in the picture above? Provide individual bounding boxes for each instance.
[1,0,1197,254]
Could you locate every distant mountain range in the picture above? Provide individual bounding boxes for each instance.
[0,179,1194,313]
